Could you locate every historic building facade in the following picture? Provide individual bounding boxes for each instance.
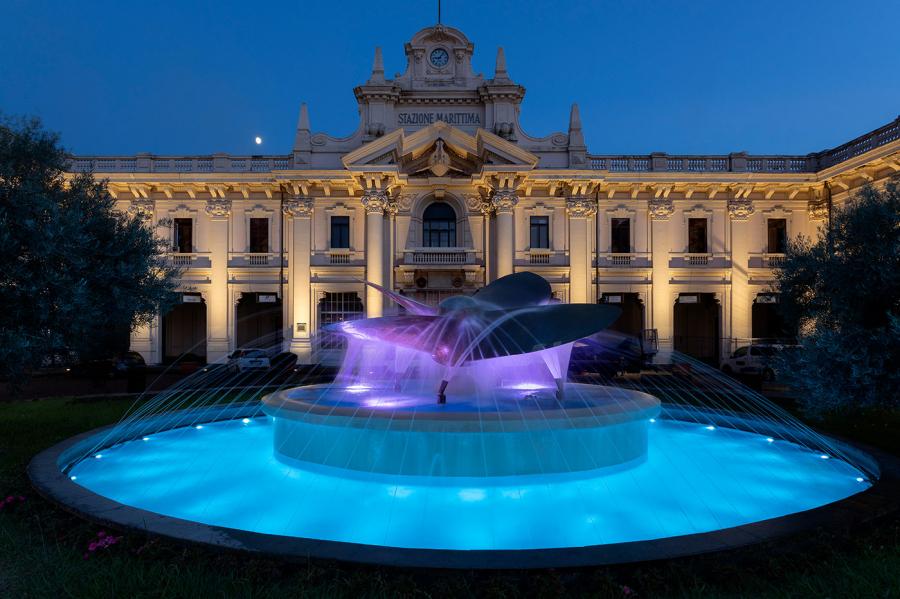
[69,25,900,366]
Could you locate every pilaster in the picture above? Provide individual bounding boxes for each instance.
[205,197,232,361]
[566,197,597,303]
[284,197,314,362]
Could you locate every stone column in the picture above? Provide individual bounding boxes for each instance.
[284,197,314,363]
[362,190,388,317]
[491,190,518,278]
[566,197,597,304]
[205,198,232,362]
[649,197,675,353]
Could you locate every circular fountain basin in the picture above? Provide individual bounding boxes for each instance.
[261,383,660,477]
[31,409,886,569]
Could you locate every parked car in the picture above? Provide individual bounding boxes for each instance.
[226,349,271,373]
[112,351,146,375]
[720,344,798,381]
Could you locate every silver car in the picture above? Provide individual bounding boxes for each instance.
[226,349,271,373]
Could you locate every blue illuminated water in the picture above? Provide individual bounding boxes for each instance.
[68,417,869,550]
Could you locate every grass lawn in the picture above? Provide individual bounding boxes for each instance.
[1,396,898,598]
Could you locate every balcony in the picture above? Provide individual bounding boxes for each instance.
[228,253,283,267]
[404,247,474,265]
[597,253,651,268]
[528,249,551,265]
[328,250,351,265]
[670,253,730,268]
[168,253,211,268]
[748,253,787,269]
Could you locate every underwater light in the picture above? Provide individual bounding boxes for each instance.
[94,454,102,459]
[820,454,830,459]
[649,418,656,423]
[856,477,865,482]
[195,425,203,430]
[70,475,77,481]
[766,437,774,443]
[705,425,716,431]
[242,418,251,424]
[142,437,150,442]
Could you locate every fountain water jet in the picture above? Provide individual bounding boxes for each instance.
[29,272,887,568]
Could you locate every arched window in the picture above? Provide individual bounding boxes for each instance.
[422,202,457,247]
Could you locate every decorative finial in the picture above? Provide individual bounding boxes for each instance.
[369,47,385,84]
[298,102,310,132]
[494,47,509,81]
[569,103,582,131]
[568,103,585,148]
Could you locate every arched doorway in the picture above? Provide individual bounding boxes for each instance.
[600,293,644,338]
[422,202,457,247]
[162,294,207,363]
[235,293,283,349]
[673,293,721,365]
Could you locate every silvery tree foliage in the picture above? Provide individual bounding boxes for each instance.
[776,180,900,416]
[0,117,179,390]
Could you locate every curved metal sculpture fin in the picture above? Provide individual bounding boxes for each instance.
[359,280,436,315]
[473,272,552,308]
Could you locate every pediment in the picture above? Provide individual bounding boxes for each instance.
[341,122,538,177]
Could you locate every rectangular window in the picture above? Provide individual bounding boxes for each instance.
[688,218,708,253]
[249,218,269,253]
[330,216,350,249]
[767,218,787,253]
[173,218,192,253]
[529,216,549,249]
[610,218,631,253]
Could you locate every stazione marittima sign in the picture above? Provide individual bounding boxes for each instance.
[397,111,482,126]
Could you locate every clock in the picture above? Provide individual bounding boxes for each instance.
[429,48,450,68]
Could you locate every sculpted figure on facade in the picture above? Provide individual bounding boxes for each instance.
[566,197,598,218]
[648,197,675,221]
[808,199,829,221]
[282,197,314,218]
[205,198,232,219]
[490,189,518,214]
[465,192,493,216]
[727,197,755,221]
[127,198,155,220]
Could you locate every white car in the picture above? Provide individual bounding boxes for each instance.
[226,349,271,373]
[720,344,785,380]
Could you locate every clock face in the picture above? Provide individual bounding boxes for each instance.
[429,48,450,68]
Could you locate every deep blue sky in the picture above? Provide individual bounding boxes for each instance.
[2,0,898,157]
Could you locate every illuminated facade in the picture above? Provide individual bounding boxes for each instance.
[68,25,900,365]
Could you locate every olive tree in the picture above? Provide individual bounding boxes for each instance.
[775,180,900,416]
[0,117,179,390]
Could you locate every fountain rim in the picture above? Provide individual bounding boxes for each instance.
[27,404,899,569]
[261,382,661,424]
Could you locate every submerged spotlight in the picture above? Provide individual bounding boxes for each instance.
[195,425,204,430]
[142,437,150,442]
[94,454,102,459]
[820,454,830,460]
[705,425,716,431]
[242,418,251,424]
[766,437,775,443]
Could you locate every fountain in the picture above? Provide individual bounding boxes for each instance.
[29,273,886,568]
